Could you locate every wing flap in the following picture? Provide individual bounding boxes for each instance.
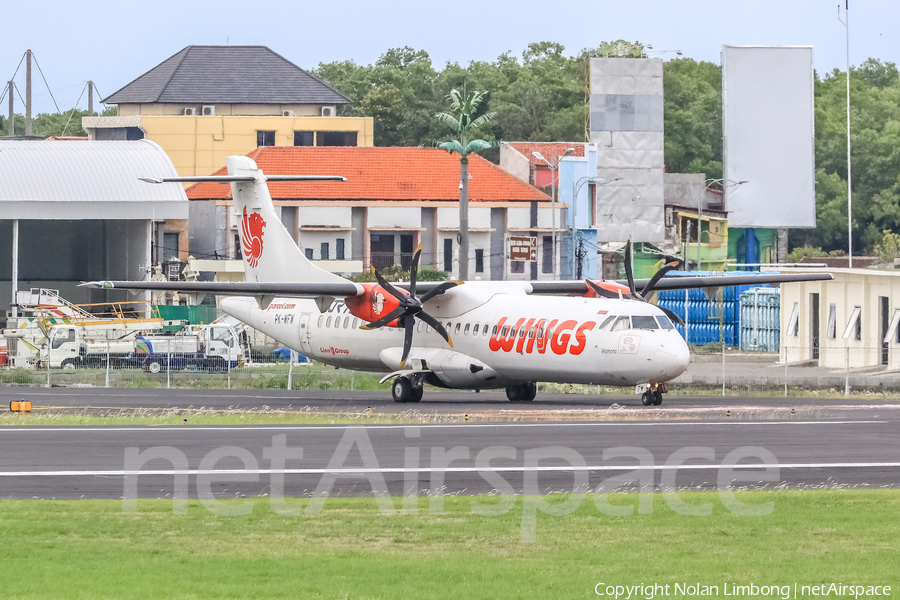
[80,280,363,298]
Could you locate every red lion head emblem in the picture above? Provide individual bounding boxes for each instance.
[241,207,267,268]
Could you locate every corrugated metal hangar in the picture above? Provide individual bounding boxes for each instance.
[0,140,187,319]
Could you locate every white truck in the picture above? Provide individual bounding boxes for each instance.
[44,322,241,371]
[137,323,243,373]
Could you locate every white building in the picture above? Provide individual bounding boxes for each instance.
[781,268,900,369]
[0,140,187,317]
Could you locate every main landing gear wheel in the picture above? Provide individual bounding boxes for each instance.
[392,376,423,403]
[653,390,663,406]
[506,382,537,402]
[392,377,411,402]
[409,386,424,403]
[641,391,654,406]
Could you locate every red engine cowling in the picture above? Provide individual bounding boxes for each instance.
[585,280,632,299]
[345,283,405,327]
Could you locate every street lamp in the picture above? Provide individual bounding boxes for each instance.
[644,45,683,57]
[697,178,747,271]
[838,4,852,267]
[533,148,574,279]
[571,176,621,278]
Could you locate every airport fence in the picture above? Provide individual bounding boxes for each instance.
[0,359,387,392]
[1,345,899,397]
[679,344,900,397]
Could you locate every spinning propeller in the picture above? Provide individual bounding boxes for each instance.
[586,241,686,326]
[361,244,461,367]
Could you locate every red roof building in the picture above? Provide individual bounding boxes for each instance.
[186,146,561,281]
[187,146,548,203]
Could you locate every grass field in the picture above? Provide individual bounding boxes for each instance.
[0,490,897,599]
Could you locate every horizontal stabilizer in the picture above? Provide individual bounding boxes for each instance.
[138,175,346,184]
[139,176,256,184]
[265,175,347,182]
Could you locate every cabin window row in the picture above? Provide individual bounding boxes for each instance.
[313,313,675,335]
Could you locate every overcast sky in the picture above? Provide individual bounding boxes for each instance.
[3,0,897,115]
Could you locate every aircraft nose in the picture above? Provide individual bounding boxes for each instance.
[656,338,690,380]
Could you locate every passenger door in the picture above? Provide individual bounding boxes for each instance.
[298,314,312,356]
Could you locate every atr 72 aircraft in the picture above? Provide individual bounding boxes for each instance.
[85,155,831,406]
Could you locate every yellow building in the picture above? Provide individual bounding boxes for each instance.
[82,45,373,261]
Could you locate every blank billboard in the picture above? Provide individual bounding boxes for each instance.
[590,57,665,242]
[723,46,815,228]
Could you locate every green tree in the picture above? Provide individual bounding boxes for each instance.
[874,229,900,263]
[314,43,900,256]
[1,106,114,137]
[662,58,723,179]
[435,90,496,280]
[808,59,900,253]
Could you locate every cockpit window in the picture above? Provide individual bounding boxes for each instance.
[599,315,616,331]
[656,315,675,330]
[632,316,659,330]
[610,316,631,332]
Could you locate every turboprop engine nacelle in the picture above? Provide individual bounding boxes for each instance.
[379,347,503,388]
[584,280,633,299]
[345,283,404,327]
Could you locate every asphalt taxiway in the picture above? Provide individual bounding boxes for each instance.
[2,386,900,418]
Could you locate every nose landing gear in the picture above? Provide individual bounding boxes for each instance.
[639,383,666,406]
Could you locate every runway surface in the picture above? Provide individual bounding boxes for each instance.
[2,418,898,500]
[2,388,898,500]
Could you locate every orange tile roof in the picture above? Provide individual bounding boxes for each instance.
[506,142,585,167]
[186,146,550,202]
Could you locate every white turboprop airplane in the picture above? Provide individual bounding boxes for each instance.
[85,155,831,405]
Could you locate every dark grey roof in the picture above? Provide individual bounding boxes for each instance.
[102,45,349,105]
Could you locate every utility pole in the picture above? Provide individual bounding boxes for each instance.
[459,157,469,281]
[7,81,13,137]
[24,49,32,137]
[551,154,558,279]
[87,80,94,116]
[532,148,574,280]
[845,2,853,268]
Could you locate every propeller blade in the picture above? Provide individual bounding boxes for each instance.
[372,266,407,303]
[624,241,636,296]
[419,280,462,303]
[360,305,406,330]
[660,306,685,327]
[417,311,453,348]
[409,243,422,298]
[640,260,682,297]
[586,279,619,299]
[399,316,415,368]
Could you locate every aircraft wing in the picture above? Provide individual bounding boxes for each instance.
[83,271,832,299]
[528,271,833,295]
[80,280,363,297]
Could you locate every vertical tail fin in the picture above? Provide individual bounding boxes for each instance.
[226,155,348,285]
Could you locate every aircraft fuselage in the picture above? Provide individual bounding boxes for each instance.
[222,293,690,390]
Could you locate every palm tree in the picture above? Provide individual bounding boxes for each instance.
[435,90,496,281]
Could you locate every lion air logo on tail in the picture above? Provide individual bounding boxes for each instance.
[241,207,266,268]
